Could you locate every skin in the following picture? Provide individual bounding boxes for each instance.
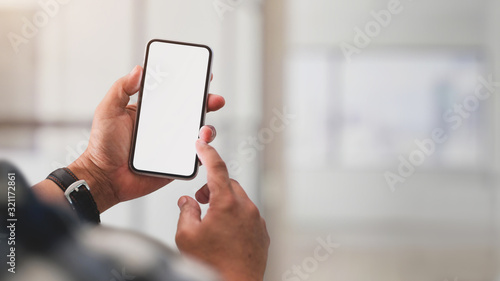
[31,66,270,281]
[32,66,224,212]
[177,140,270,281]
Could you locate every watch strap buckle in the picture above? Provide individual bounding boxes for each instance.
[64,180,90,206]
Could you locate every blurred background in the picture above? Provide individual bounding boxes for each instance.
[0,0,499,280]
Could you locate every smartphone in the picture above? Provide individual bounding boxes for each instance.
[129,39,213,179]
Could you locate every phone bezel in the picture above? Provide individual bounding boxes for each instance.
[129,39,213,180]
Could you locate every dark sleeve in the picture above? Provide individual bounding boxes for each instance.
[0,161,77,271]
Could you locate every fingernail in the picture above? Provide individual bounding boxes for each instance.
[129,66,137,75]
[178,197,187,207]
[129,65,141,76]
[208,125,216,139]
[197,139,207,145]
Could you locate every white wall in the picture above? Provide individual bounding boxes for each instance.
[0,0,263,249]
[273,0,499,280]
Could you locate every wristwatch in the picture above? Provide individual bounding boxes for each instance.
[47,168,101,224]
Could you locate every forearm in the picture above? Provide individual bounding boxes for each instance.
[31,179,70,210]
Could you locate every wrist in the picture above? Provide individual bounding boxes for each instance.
[217,267,264,281]
[32,179,69,209]
[222,273,263,281]
[68,152,118,213]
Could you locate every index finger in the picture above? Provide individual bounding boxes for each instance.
[195,140,233,198]
[207,94,225,112]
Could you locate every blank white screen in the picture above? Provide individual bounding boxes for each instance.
[133,41,210,177]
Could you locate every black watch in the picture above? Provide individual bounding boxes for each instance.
[47,168,101,224]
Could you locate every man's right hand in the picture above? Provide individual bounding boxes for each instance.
[175,140,270,281]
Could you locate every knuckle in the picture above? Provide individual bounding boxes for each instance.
[246,202,261,218]
[261,219,271,244]
[219,193,238,211]
[127,104,138,111]
[261,217,268,230]
[174,232,183,244]
[257,218,271,247]
[213,160,228,172]
[175,228,187,240]
[175,229,194,246]
[265,232,271,247]
[229,178,240,187]
[174,233,185,246]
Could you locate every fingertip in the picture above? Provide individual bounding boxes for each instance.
[124,65,143,95]
[129,65,142,79]
[129,65,138,75]
[195,185,210,204]
[176,196,202,230]
[207,94,226,112]
[214,95,225,109]
[178,196,188,208]
[199,125,216,143]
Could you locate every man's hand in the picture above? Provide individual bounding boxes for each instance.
[33,66,225,212]
[176,140,270,281]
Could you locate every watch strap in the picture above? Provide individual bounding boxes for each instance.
[47,168,101,224]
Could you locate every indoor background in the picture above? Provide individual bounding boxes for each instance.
[0,0,499,280]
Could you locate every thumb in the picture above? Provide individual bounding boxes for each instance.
[100,66,143,113]
[176,196,202,233]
